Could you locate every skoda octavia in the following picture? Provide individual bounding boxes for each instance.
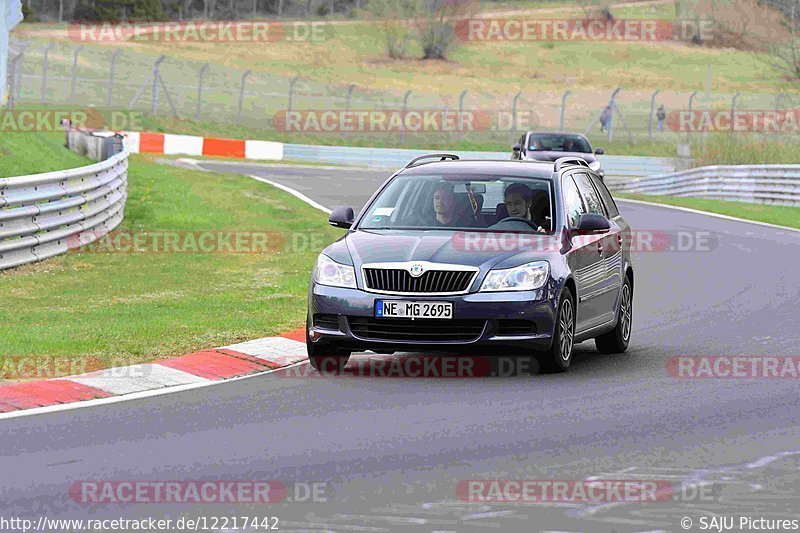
[306,154,634,373]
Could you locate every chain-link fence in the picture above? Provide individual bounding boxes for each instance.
[7,37,800,151]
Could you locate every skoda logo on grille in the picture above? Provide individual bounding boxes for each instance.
[409,263,425,277]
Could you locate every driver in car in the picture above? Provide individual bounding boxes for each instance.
[430,181,473,227]
[504,183,545,232]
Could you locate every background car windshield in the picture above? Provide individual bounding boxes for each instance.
[358,174,554,233]
[528,134,591,153]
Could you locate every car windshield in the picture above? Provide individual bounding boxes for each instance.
[528,134,591,153]
[357,174,555,233]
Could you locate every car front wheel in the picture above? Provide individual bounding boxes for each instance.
[538,287,575,373]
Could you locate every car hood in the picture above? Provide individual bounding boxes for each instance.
[338,229,562,271]
[522,150,597,164]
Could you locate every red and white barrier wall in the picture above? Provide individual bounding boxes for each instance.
[121,132,284,160]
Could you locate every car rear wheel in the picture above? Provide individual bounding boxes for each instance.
[595,277,632,354]
[306,317,351,373]
[537,287,575,373]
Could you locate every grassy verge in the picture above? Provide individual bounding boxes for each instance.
[0,132,91,177]
[0,154,341,374]
[617,193,800,229]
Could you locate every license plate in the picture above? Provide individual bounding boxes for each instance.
[375,300,453,319]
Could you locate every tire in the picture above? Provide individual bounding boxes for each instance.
[595,277,632,354]
[537,287,575,373]
[306,317,350,374]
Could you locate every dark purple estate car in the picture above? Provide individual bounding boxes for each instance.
[306,154,633,373]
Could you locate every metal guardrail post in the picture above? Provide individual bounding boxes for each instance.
[107,50,121,107]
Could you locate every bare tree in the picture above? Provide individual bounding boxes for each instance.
[369,0,420,58]
[765,0,800,80]
[414,0,475,60]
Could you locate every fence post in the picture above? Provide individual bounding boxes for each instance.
[7,53,23,109]
[730,92,740,134]
[458,90,467,145]
[195,63,209,119]
[559,90,571,132]
[107,50,121,107]
[775,92,784,113]
[237,70,251,124]
[69,45,84,102]
[288,75,300,114]
[40,40,55,103]
[608,87,620,141]
[648,89,660,140]
[509,91,521,143]
[400,89,411,145]
[687,91,698,143]
[151,56,166,115]
[342,84,356,139]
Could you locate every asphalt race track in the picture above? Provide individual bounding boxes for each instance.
[2,161,800,532]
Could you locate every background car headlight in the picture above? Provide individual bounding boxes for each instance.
[480,261,550,292]
[314,254,356,288]
[589,161,601,171]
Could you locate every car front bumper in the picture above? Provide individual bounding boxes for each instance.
[308,282,558,354]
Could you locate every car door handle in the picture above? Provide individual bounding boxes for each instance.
[597,242,603,255]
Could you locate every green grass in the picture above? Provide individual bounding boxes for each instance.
[617,193,800,228]
[0,154,341,371]
[0,132,91,177]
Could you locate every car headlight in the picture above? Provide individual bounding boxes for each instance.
[480,261,550,292]
[314,254,356,288]
[589,161,601,171]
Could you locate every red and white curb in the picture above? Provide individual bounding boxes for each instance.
[0,328,307,419]
[121,131,284,160]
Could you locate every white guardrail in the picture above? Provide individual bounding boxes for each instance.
[612,164,800,206]
[0,149,128,270]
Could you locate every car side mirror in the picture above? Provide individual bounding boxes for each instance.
[573,213,611,234]
[594,147,605,155]
[329,206,355,229]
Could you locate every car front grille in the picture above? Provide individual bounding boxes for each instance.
[363,268,476,294]
[348,317,486,342]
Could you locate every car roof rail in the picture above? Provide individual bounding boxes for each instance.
[405,153,460,168]
[554,156,590,172]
